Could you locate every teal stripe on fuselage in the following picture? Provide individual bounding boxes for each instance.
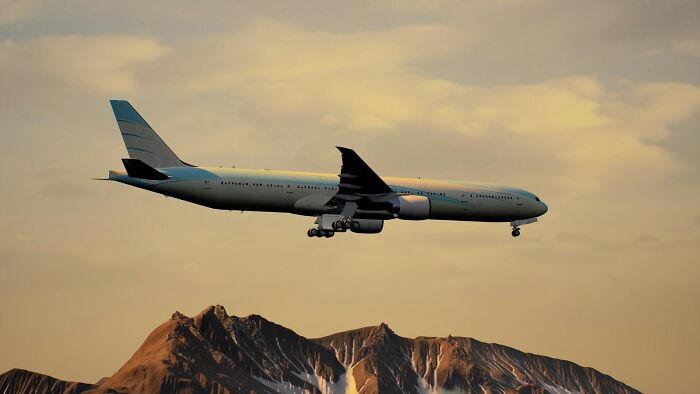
[159,166,221,181]
[385,184,466,205]
[109,165,541,221]
[198,167,528,205]
[138,166,536,205]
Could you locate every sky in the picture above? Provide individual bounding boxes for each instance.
[0,1,698,392]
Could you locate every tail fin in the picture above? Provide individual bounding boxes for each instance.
[110,100,190,168]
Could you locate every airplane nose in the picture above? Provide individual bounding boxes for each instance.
[539,201,548,216]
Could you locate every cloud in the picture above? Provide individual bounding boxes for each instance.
[458,78,700,192]
[151,22,700,195]
[0,35,168,105]
[644,40,700,59]
[177,21,460,94]
[0,0,38,24]
[672,40,700,57]
[0,9,698,394]
[2,22,698,197]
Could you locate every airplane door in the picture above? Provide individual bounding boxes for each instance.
[461,192,473,211]
[285,184,296,207]
[200,178,224,206]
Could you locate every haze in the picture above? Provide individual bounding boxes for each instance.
[1,1,699,393]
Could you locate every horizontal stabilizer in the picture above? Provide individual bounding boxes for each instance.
[122,158,170,180]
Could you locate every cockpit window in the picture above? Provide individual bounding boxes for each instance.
[535,197,540,201]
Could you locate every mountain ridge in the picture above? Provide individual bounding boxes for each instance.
[0,305,640,394]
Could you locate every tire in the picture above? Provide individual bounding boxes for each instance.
[325,231,334,238]
[351,221,360,231]
[511,229,520,237]
[310,228,318,237]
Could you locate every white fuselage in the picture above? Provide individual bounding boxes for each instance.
[109,166,548,222]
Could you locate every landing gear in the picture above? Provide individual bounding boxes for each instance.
[309,215,358,239]
[307,228,336,238]
[329,218,356,232]
[509,218,537,238]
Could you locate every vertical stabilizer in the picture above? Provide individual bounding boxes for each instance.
[110,100,188,168]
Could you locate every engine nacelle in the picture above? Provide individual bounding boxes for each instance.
[350,219,384,234]
[392,195,431,220]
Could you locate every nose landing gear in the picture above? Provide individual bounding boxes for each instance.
[509,218,537,238]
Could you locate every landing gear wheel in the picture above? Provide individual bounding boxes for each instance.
[342,219,352,230]
[333,220,344,230]
[317,230,326,237]
[325,231,334,238]
[309,228,318,237]
[351,221,360,231]
[511,229,521,237]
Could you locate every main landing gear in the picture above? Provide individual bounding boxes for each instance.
[307,228,335,238]
[307,217,360,239]
[511,227,521,237]
[332,218,359,231]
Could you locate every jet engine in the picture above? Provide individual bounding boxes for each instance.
[392,195,431,220]
[350,219,384,234]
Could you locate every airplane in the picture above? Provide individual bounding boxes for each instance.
[103,100,548,238]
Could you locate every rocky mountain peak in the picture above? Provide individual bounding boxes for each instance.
[192,304,228,321]
[0,305,641,394]
[372,322,395,336]
[170,311,188,321]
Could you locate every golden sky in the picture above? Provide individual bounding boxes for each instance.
[1,1,699,393]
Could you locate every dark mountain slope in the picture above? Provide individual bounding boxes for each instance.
[0,305,640,394]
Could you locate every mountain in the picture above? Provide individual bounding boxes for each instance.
[0,368,92,394]
[0,305,640,394]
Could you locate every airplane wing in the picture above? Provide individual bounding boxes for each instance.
[327,147,395,213]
